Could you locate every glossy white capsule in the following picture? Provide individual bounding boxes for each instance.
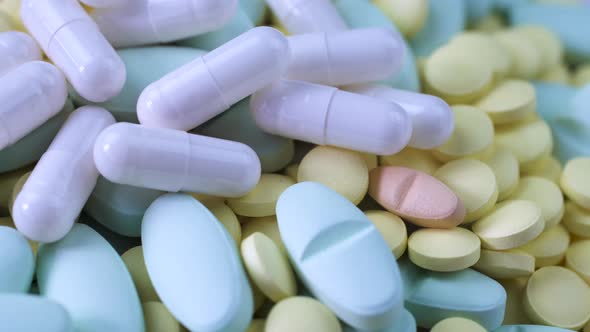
[93,123,261,197]
[287,28,405,86]
[13,107,116,243]
[21,0,126,102]
[265,0,347,34]
[91,0,237,47]
[0,31,42,75]
[346,84,454,149]
[137,27,289,131]
[0,61,67,151]
[250,80,412,155]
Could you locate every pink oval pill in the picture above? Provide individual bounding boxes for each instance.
[369,166,465,228]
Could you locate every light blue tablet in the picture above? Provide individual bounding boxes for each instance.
[343,309,417,332]
[0,294,73,332]
[410,0,466,57]
[0,226,33,293]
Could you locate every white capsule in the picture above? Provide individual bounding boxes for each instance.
[93,123,261,197]
[265,0,347,34]
[346,84,454,149]
[287,28,405,86]
[250,80,412,155]
[137,27,289,131]
[13,107,116,243]
[0,31,42,75]
[21,0,126,102]
[0,61,67,151]
[91,0,237,47]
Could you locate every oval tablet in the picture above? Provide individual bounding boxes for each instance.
[449,32,511,79]
[266,296,342,332]
[37,224,144,332]
[431,317,486,332]
[0,294,73,332]
[121,246,159,302]
[476,80,536,124]
[369,166,465,228]
[563,201,590,238]
[493,30,541,79]
[142,194,252,332]
[561,158,590,209]
[0,226,34,293]
[509,176,564,228]
[495,120,553,172]
[513,25,563,69]
[380,148,441,175]
[474,249,535,279]
[202,200,241,245]
[242,216,286,254]
[276,182,403,330]
[484,147,520,201]
[142,302,180,332]
[566,240,590,284]
[227,174,295,217]
[364,210,407,258]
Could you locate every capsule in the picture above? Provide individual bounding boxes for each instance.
[91,0,237,47]
[0,31,42,75]
[0,61,67,151]
[266,0,347,34]
[13,107,116,243]
[137,27,289,131]
[346,84,454,149]
[93,123,261,197]
[287,28,405,86]
[21,0,126,102]
[250,80,412,155]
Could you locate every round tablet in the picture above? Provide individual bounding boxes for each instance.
[509,176,565,228]
[566,240,590,284]
[433,106,495,162]
[431,317,486,332]
[483,147,520,201]
[241,232,297,302]
[474,249,535,279]
[203,200,241,245]
[476,80,536,124]
[500,278,533,325]
[523,156,562,184]
[450,32,511,79]
[495,120,553,172]
[472,200,545,250]
[142,302,180,332]
[364,210,407,258]
[265,297,342,332]
[573,64,590,87]
[227,174,295,217]
[563,201,590,238]
[242,216,286,254]
[372,0,428,38]
[408,227,481,272]
[298,146,369,204]
[424,46,494,104]
[493,30,541,79]
[561,158,590,210]
[247,319,266,332]
[435,159,498,223]
[525,266,590,330]
[517,224,570,268]
[121,246,159,302]
[514,25,563,69]
[380,148,441,175]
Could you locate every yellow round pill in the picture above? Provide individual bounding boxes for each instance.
[433,106,495,162]
[431,317,486,332]
[566,240,590,284]
[483,147,520,201]
[525,266,590,329]
[474,249,535,279]
[265,297,342,332]
[538,64,570,84]
[501,278,533,325]
[514,25,563,69]
[472,200,545,250]
[227,174,295,217]
[424,46,494,104]
[435,159,499,223]
[364,210,407,258]
[247,319,266,332]
[379,148,441,175]
[142,302,180,332]
[202,200,241,245]
[476,79,536,124]
[573,64,590,87]
[242,216,286,254]
[298,146,369,204]
[523,156,562,184]
[9,171,30,215]
[561,158,590,210]
[509,176,565,228]
[450,32,512,79]
[241,232,297,302]
[563,201,590,238]
[372,0,428,38]
[493,30,542,79]
[495,120,553,172]
[121,246,159,302]
[518,224,570,268]
[408,227,481,272]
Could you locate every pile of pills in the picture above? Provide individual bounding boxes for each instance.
[0,0,590,331]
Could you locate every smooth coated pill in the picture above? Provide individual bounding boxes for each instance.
[431,317,486,332]
[364,210,407,258]
[380,148,441,175]
[0,226,34,293]
[509,176,564,228]
[561,158,590,209]
[476,80,536,124]
[142,301,180,332]
[474,249,535,279]
[266,296,342,332]
[484,147,520,201]
[265,0,347,34]
[121,246,159,302]
[0,31,41,75]
[227,174,295,217]
[493,30,542,79]
[201,200,242,245]
[565,240,590,284]
[449,32,511,79]
[563,201,590,238]
[495,120,553,172]
[0,294,73,332]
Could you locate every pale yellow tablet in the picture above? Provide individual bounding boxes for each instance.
[538,64,570,84]
[450,32,511,80]
[372,0,428,38]
[407,227,481,272]
[561,158,590,210]
[242,216,286,254]
[246,319,266,332]
[142,302,180,332]
[121,246,159,302]
[501,278,533,325]
[298,146,369,204]
[509,176,565,228]
[472,200,545,250]
[523,156,562,184]
[474,249,535,279]
[380,148,441,175]
[227,174,295,217]
[434,159,498,223]
[203,200,241,245]
[433,106,495,162]
[573,64,590,87]
[495,120,553,172]
[493,30,542,79]
[431,317,486,332]
[518,224,570,267]
[364,210,407,258]
[476,80,536,124]
[566,240,590,284]
[284,164,299,181]
[483,147,520,201]
[563,201,590,238]
[265,297,342,332]
[241,232,297,302]
[514,25,563,69]
[525,266,590,330]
